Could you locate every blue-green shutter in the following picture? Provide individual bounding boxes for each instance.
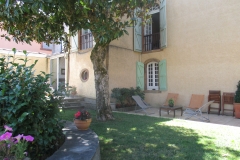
[134,10,142,52]
[160,0,167,49]
[136,61,144,90]
[71,32,79,51]
[159,59,167,91]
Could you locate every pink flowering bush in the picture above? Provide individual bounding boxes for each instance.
[0,125,34,160]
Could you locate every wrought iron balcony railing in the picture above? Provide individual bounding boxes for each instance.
[144,33,160,51]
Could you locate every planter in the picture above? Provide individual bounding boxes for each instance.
[234,103,240,118]
[74,118,92,130]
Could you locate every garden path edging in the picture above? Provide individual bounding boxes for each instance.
[46,121,100,160]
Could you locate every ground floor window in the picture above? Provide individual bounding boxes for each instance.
[136,59,167,91]
[147,62,159,90]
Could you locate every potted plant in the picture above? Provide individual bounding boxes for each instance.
[70,86,77,96]
[74,107,92,130]
[234,81,240,118]
[110,87,145,110]
[168,98,174,107]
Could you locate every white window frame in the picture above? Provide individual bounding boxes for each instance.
[42,42,53,50]
[147,62,159,90]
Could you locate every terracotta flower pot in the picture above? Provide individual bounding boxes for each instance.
[74,118,92,130]
[234,103,240,118]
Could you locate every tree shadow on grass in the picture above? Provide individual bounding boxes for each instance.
[89,112,240,160]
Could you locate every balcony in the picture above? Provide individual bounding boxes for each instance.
[143,33,160,52]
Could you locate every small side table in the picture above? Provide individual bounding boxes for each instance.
[159,106,183,118]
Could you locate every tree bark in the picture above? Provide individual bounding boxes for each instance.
[90,43,114,121]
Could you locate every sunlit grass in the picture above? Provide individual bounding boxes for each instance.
[59,109,240,160]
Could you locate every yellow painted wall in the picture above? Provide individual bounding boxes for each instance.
[0,53,49,76]
[69,0,240,111]
[141,0,240,108]
[108,46,140,91]
[69,50,96,98]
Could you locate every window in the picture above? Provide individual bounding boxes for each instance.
[80,69,89,82]
[147,62,159,90]
[134,0,167,52]
[144,4,160,51]
[136,59,167,91]
[42,42,53,50]
[80,29,94,50]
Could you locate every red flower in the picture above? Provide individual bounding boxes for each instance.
[74,111,81,118]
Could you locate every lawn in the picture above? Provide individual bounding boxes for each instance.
[59,108,240,160]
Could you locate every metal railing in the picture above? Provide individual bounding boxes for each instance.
[144,33,160,51]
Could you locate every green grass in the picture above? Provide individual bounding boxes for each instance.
[59,109,240,160]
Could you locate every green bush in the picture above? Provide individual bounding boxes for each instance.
[0,50,64,159]
[111,87,144,107]
[235,80,240,103]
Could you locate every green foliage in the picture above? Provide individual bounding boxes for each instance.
[0,0,156,48]
[58,83,76,97]
[111,87,144,107]
[0,51,64,159]
[168,98,174,107]
[61,109,240,160]
[0,0,156,120]
[234,81,240,103]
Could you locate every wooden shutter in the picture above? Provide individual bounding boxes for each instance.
[134,9,142,52]
[71,32,79,51]
[160,0,167,49]
[136,61,144,90]
[159,59,167,91]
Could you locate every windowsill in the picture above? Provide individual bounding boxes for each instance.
[142,49,163,54]
[71,47,93,54]
[144,90,161,93]
[78,47,93,54]
[40,48,52,51]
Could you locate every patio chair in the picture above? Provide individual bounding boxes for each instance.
[163,93,179,106]
[132,95,151,114]
[183,94,214,122]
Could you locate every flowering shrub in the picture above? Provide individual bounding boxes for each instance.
[0,53,64,159]
[0,125,34,160]
[74,108,91,121]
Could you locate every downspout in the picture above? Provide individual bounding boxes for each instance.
[65,36,70,85]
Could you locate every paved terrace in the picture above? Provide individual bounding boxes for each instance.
[126,107,240,127]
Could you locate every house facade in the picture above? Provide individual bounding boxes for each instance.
[68,0,240,108]
[0,31,52,75]
[0,30,66,90]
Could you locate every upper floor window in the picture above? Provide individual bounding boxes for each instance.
[144,10,160,51]
[147,62,159,90]
[42,42,53,50]
[80,29,94,50]
[134,0,167,53]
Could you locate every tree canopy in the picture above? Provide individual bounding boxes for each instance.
[0,0,155,47]
[0,0,157,120]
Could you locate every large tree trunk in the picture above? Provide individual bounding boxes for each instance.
[90,43,114,121]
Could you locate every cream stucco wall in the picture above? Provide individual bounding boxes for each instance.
[141,0,240,108]
[108,45,140,91]
[69,0,240,110]
[0,53,49,76]
[108,0,240,108]
[69,50,96,98]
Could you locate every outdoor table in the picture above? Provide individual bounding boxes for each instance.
[159,105,183,118]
